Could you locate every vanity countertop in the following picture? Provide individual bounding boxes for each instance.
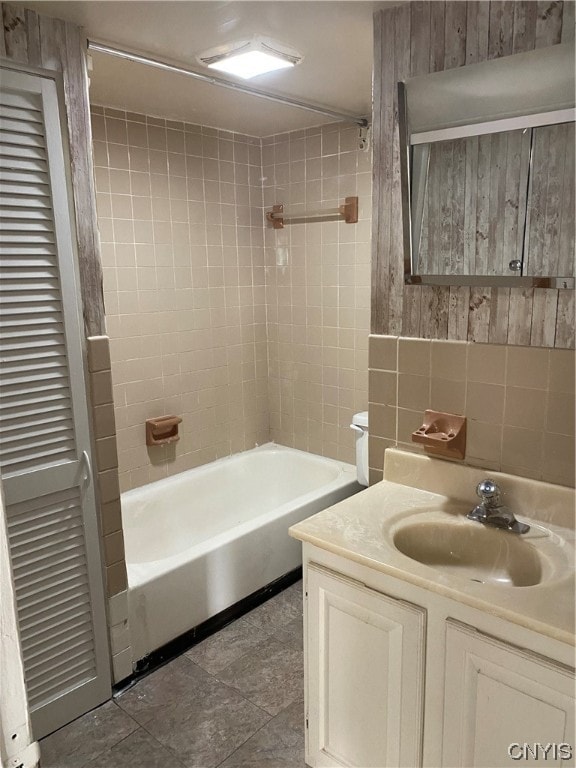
[290,450,576,646]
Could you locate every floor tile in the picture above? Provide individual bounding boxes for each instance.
[39,700,139,768]
[116,656,270,768]
[216,637,304,716]
[185,618,272,675]
[273,617,304,651]
[243,581,303,632]
[219,700,306,768]
[84,727,187,768]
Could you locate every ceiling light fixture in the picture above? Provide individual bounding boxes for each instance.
[198,37,302,80]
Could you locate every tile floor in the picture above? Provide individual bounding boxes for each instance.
[40,581,306,768]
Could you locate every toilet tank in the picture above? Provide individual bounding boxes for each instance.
[350,411,369,487]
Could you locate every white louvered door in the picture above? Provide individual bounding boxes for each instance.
[0,66,111,738]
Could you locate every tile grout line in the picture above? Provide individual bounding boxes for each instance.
[211,693,306,768]
[112,699,188,768]
[185,624,296,680]
[143,653,277,768]
[83,723,188,768]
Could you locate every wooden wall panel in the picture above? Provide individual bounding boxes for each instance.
[371,0,574,348]
[1,2,105,337]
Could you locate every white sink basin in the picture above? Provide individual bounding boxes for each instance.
[389,509,569,588]
[393,519,543,586]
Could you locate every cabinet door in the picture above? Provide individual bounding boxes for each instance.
[442,620,575,768]
[306,564,426,768]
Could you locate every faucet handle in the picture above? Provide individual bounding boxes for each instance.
[476,479,500,502]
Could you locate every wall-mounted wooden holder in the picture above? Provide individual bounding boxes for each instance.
[267,204,284,229]
[412,410,466,460]
[146,415,182,446]
[266,196,358,229]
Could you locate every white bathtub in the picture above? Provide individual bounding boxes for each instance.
[121,443,361,661]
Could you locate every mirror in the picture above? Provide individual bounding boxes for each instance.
[400,43,575,288]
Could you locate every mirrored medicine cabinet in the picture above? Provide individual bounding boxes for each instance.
[399,43,575,289]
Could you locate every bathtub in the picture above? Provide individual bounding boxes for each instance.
[121,443,361,661]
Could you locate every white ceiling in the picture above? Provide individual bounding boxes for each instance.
[25,1,387,136]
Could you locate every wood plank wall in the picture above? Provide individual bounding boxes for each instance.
[371,0,575,349]
[1,2,105,337]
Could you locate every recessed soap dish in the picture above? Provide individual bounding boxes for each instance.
[412,410,466,460]
[146,415,182,446]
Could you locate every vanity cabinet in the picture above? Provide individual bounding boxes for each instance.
[303,556,575,768]
[442,621,575,768]
[306,564,425,768]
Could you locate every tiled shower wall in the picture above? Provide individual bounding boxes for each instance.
[91,107,269,491]
[263,126,372,460]
[91,107,371,489]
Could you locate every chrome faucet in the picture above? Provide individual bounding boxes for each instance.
[467,479,530,534]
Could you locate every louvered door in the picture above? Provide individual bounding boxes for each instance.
[0,66,111,738]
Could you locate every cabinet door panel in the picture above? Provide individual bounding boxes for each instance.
[442,620,575,768]
[307,564,425,768]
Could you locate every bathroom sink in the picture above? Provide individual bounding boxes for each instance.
[392,518,546,587]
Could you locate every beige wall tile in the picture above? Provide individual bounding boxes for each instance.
[90,370,114,406]
[368,435,394,474]
[106,561,128,597]
[98,469,120,505]
[96,436,119,472]
[107,590,128,625]
[466,343,506,385]
[108,143,129,170]
[368,370,396,406]
[503,387,547,431]
[369,467,384,486]
[430,378,466,414]
[101,500,122,536]
[545,391,575,436]
[397,407,423,444]
[397,373,430,412]
[431,340,467,381]
[467,420,503,465]
[466,454,501,473]
[369,403,396,440]
[501,426,543,472]
[398,338,431,375]
[541,432,576,487]
[548,349,575,393]
[111,647,133,683]
[368,335,397,371]
[109,169,131,194]
[90,113,106,142]
[466,382,505,424]
[104,530,125,566]
[87,335,111,372]
[506,346,549,389]
[127,120,148,147]
[105,118,128,145]
[109,620,131,656]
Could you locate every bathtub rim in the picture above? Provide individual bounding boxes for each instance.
[121,441,354,506]
[121,442,358,586]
